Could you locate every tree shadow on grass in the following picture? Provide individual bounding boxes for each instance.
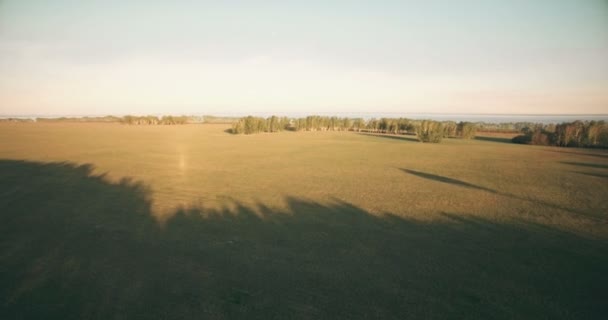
[1,160,607,319]
[562,159,608,179]
[546,149,608,159]
[474,136,514,144]
[560,161,608,170]
[400,169,498,193]
[357,132,419,143]
[572,171,608,179]
[400,168,604,221]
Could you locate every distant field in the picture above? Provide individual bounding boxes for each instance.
[1,122,607,319]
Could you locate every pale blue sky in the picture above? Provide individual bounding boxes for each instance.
[1,0,607,115]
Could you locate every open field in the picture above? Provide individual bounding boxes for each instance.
[1,122,607,319]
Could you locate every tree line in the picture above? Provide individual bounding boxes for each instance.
[120,115,189,125]
[231,115,608,148]
[119,115,241,125]
[231,115,477,143]
[12,114,606,148]
[512,120,608,148]
[35,116,121,123]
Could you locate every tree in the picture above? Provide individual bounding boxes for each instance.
[243,116,261,134]
[232,119,244,134]
[367,118,379,133]
[443,121,457,138]
[352,118,365,132]
[456,122,476,139]
[267,116,281,132]
[342,118,352,131]
[416,120,443,143]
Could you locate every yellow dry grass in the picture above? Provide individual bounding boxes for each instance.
[1,122,606,236]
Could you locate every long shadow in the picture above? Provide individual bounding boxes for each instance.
[546,149,608,159]
[573,171,608,179]
[1,160,607,319]
[400,169,498,193]
[561,161,608,170]
[400,168,603,221]
[357,132,419,143]
[474,136,514,144]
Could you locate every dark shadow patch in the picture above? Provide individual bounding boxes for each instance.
[1,159,607,319]
[401,168,498,193]
[475,136,514,144]
[357,132,419,142]
[399,168,602,220]
[572,171,608,179]
[561,161,608,170]
[546,149,608,159]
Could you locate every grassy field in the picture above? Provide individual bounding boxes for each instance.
[1,122,607,319]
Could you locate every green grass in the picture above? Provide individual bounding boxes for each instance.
[1,122,607,319]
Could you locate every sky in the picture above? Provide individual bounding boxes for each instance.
[1,0,607,116]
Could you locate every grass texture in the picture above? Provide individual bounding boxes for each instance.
[1,123,607,319]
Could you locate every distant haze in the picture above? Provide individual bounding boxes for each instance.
[1,0,607,115]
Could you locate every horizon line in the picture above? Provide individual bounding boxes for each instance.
[2,112,608,118]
